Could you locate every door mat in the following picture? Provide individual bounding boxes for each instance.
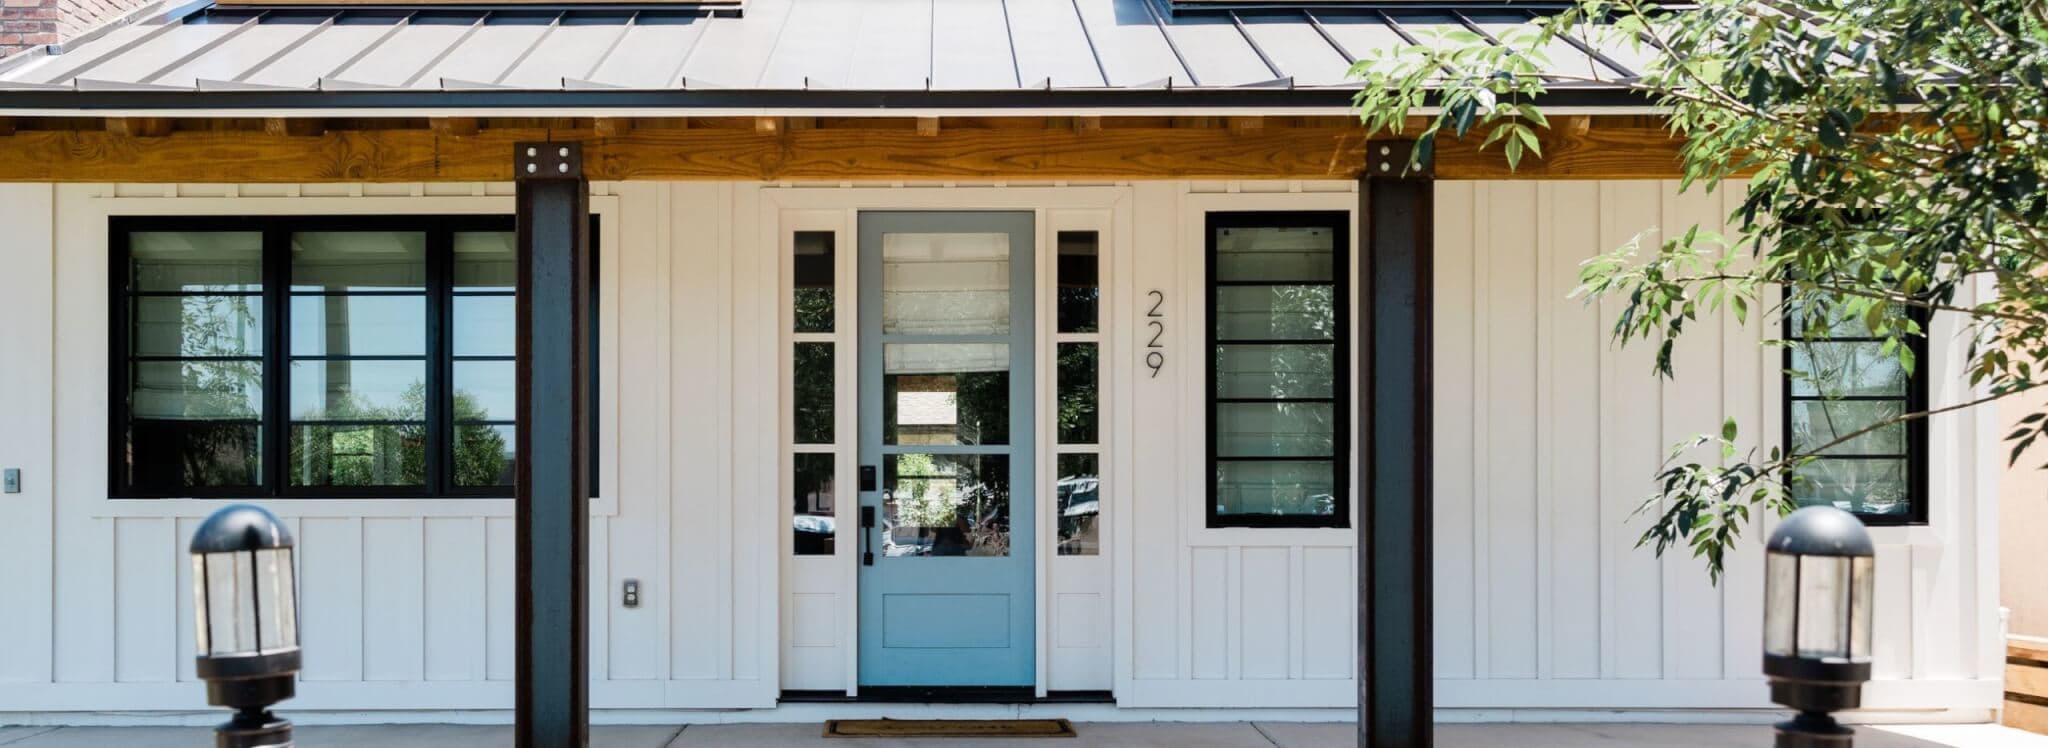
[823,718,1078,738]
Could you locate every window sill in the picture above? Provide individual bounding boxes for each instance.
[93,495,619,519]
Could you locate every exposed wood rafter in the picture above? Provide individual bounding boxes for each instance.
[264,117,326,137]
[105,118,174,137]
[432,117,481,137]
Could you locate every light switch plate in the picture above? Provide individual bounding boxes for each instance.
[3,468,18,494]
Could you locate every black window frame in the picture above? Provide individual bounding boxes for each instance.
[1204,211,1351,529]
[1780,293,1929,527]
[109,214,599,500]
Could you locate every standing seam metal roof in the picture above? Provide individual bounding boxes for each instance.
[0,0,1643,104]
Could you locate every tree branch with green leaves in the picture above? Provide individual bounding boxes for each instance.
[1350,0,2048,582]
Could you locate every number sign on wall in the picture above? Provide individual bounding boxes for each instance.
[1145,289,1165,378]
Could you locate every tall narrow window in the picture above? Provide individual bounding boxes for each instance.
[109,216,599,499]
[1784,299,1927,525]
[790,229,840,554]
[1206,212,1349,528]
[1055,230,1103,554]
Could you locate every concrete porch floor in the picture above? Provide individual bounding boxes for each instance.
[2,723,2045,747]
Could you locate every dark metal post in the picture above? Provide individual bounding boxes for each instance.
[514,142,590,748]
[1358,140,1433,748]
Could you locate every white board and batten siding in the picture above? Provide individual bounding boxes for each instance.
[1430,182,2002,717]
[0,179,2004,722]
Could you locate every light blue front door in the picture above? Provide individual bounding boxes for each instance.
[857,211,1035,688]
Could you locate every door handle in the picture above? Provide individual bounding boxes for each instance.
[860,506,876,566]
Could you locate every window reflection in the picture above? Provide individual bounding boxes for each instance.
[1208,214,1346,525]
[1057,454,1098,556]
[794,343,834,444]
[1056,231,1099,333]
[794,232,836,333]
[288,231,429,488]
[793,453,836,555]
[883,344,1009,446]
[882,454,1009,557]
[1785,298,1920,518]
[1056,343,1097,444]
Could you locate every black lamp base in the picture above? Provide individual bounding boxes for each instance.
[216,708,292,748]
[1775,710,1854,748]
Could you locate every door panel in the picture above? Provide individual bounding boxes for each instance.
[857,211,1035,688]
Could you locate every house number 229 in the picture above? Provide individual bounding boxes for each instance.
[1145,290,1166,378]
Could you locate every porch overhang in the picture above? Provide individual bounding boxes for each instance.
[0,113,1693,181]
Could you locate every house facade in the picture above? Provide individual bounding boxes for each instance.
[0,0,2009,728]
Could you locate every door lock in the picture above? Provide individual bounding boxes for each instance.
[860,506,876,566]
[860,465,877,492]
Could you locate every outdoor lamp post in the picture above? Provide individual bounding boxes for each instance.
[1764,505,1876,748]
[191,503,301,748]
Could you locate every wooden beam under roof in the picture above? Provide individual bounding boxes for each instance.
[0,116,1696,181]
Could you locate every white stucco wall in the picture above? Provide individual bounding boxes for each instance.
[0,179,2004,724]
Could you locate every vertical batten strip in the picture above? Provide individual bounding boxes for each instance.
[1470,183,1491,680]
[1534,182,1554,681]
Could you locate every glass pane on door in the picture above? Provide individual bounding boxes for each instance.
[882,343,1010,446]
[881,232,1011,335]
[882,453,1011,558]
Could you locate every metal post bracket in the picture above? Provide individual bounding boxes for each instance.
[516,142,584,180]
[1365,139,1431,179]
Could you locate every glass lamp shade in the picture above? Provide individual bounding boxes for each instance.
[193,547,299,658]
[189,504,301,663]
[1761,505,1875,712]
[1764,551,1875,661]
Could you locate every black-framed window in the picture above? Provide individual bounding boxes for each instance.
[1782,297,1928,525]
[111,215,599,499]
[1206,212,1349,528]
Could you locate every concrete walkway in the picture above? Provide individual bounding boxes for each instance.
[2,723,2045,747]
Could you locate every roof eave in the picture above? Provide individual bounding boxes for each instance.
[0,86,1657,116]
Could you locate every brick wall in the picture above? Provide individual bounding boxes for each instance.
[1,0,152,58]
